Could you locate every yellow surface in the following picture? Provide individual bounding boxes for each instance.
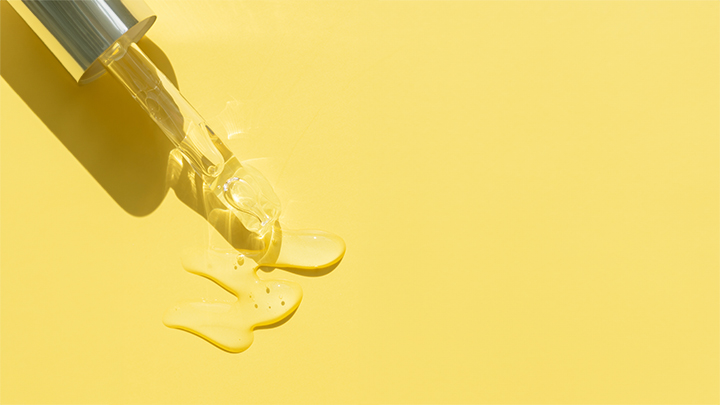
[1,0,718,403]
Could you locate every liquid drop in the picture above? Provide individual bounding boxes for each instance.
[257,228,346,270]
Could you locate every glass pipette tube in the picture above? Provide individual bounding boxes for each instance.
[99,41,280,238]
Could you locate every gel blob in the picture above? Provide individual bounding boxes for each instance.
[164,249,303,353]
[165,228,346,352]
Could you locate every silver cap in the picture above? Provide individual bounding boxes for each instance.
[8,0,156,84]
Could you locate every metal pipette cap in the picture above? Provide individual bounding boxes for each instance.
[8,0,156,84]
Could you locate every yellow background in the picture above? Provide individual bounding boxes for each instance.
[1,0,718,403]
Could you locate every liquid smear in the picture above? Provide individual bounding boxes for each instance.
[165,228,345,353]
[99,41,345,352]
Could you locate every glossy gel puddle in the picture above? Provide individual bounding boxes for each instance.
[164,229,345,353]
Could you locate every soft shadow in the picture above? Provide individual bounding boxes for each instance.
[1,1,174,216]
[255,307,298,330]
[258,261,343,278]
[168,326,242,354]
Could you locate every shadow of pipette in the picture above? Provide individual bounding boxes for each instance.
[0,1,175,217]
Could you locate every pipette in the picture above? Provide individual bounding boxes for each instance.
[8,0,281,238]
